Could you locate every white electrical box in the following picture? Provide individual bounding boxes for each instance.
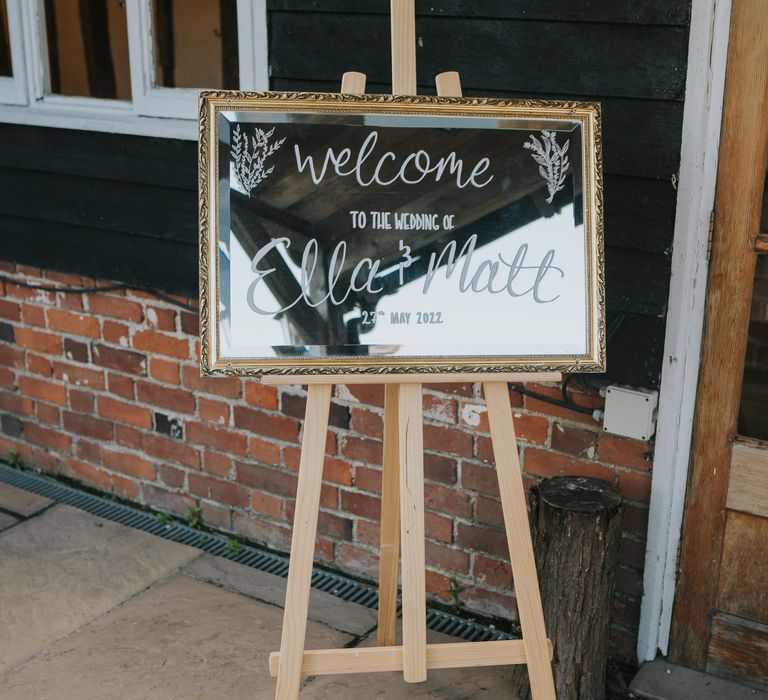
[602,385,658,441]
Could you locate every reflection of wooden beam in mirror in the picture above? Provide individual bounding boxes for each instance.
[230,204,329,345]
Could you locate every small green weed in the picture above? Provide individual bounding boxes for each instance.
[185,506,202,529]
[447,575,465,609]
[226,538,242,556]
[8,449,22,470]
[156,511,172,526]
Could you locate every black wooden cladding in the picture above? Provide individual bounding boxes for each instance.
[0,1,690,387]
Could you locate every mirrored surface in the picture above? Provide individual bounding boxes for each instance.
[216,110,591,363]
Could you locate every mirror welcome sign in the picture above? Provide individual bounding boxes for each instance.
[199,92,604,376]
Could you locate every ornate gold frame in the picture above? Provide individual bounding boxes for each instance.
[199,91,605,377]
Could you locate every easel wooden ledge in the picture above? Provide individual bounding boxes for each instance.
[266,3,557,698]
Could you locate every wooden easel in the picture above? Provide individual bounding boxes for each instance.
[266,3,557,698]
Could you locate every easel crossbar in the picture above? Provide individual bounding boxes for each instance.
[269,639,554,677]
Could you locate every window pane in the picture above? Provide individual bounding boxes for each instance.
[152,0,238,89]
[44,0,131,99]
[0,0,12,77]
[739,254,768,440]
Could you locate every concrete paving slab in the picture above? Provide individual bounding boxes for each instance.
[0,504,198,673]
[0,574,353,700]
[0,481,52,517]
[0,511,18,531]
[630,659,768,699]
[301,626,523,699]
[183,554,377,637]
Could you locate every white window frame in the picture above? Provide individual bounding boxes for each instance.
[0,0,28,104]
[0,0,267,139]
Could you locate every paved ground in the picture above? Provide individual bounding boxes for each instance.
[0,482,521,699]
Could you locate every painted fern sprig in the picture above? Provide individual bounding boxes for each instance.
[232,124,286,196]
[523,130,570,204]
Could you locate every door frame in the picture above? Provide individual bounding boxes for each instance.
[637,0,732,662]
[667,0,768,669]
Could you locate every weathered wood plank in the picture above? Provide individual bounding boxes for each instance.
[707,612,768,691]
[0,169,196,243]
[270,13,688,100]
[267,1,690,26]
[716,510,768,621]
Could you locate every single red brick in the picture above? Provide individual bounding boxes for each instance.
[114,424,143,450]
[251,491,283,519]
[551,421,599,457]
[354,465,381,494]
[61,458,111,490]
[248,436,281,465]
[136,381,196,414]
[102,320,130,346]
[461,460,499,496]
[424,481,472,517]
[63,411,112,440]
[101,448,156,480]
[136,382,195,413]
[203,450,232,477]
[340,435,382,465]
[141,430,200,469]
[25,423,72,452]
[0,344,24,369]
[133,329,189,359]
[614,564,643,598]
[337,543,379,579]
[92,344,146,375]
[98,396,152,428]
[21,303,46,327]
[473,554,513,589]
[426,540,469,573]
[145,306,176,331]
[340,384,384,407]
[0,390,33,415]
[35,402,60,425]
[233,406,299,442]
[0,299,20,321]
[475,495,504,527]
[201,502,231,530]
[112,474,141,500]
[159,464,186,488]
[282,446,300,471]
[44,270,82,286]
[53,361,105,389]
[423,424,473,457]
[179,310,199,336]
[325,430,336,456]
[461,585,518,620]
[323,456,352,486]
[236,462,297,497]
[318,511,353,540]
[355,519,380,547]
[599,435,653,471]
[425,511,453,542]
[618,470,652,502]
[456,522,509,559]
[143,484,197,516]
[149,357,180,385]
[5,281,55,304]
[232,512,293,551]
[424,453,457,484]
[47,309,100,338]
[188,473,249,507]
[14,327,61,355]
[342,490,381,520]
[32,447,58,472]
[349,407,383,438]
[623,503,649,535]
[186,421,247,455]
[26,353,52,377]
[180,365,242,399]
[524,448,599,480]
[199,397,230,425]
[76,440,101,463]
[618,534,647,569]
[88,294,143,322]
[63,338,90,363]
[320,483,338,509]
[524,385,601,426]
[423,393,457,424]
[107,372,134,399]
[245,383,278,410]
[0,367,12,389]
[19,376,67,405]
[69,388,94,413]
[425,569,453,602]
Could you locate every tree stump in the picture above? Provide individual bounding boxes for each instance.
[512,476,623,700]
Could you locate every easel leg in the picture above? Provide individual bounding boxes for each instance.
[398,382,427,682]
[378,384,401,646]
[484,381,556,700]
[275,384,333,700]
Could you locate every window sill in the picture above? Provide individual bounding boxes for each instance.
[0,102,198,140]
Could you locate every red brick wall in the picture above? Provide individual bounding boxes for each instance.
[0,262,652,666]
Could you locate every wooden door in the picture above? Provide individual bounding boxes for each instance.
[669,0,768,688]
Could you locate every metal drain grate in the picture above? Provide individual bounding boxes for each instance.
[0,462,512,642]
